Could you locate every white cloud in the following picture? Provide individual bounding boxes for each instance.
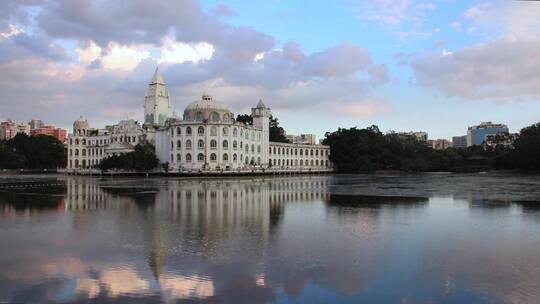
[0,24,24,38]
[159,36,214,64]
[101,43,151,71]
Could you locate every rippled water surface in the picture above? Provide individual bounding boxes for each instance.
[1,173,540,303]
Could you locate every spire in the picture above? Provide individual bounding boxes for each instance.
[256,99,266,108]
[150,67,165,85]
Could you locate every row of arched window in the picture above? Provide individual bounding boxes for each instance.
[69,148,104,157]
[171,139,261,153]
[184,111,231,123]
[69,135,139,146]
[170,126,261,141]
[170,153,261,164]
[269,158,329,167]
[269,146,329,157]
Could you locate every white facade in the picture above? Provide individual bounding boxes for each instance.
[155,91,332,171]
[144,68,171,127]
[155,94,269,171]
[67,118,147,170]
[67,68,332,172]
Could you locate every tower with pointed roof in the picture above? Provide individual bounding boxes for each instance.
[144,68,171,127]
[252,99,271,166]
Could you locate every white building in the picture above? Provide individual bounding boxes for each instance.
[67,118,147,170]
[67,68,332,172]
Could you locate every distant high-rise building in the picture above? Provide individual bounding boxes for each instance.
[467,122,509,146]
[285,134,317,145]
[395,131,428,142]
[28,118,44,130]
[452,135,467,149]
[0,120,30,140]
[427,139,452,150]
[31,125,67,142]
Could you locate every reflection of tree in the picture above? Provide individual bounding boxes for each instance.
[327,194,428,209]
[0,180,66,211]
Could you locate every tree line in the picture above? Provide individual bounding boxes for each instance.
[322,122,540,173]
[0,134,66,169]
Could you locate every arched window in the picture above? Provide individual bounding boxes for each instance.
[176,127,181,135]
[210,112,220,122]
[257,145,261,153]
[75,139,79,145]
[198,126,204,135]
[245,145,249,153]
[305,149,308,155]
[186,127,192,135]
[223,127,228,136]
[210,126,217,136]
[310,149,313,156]
[278,159,281,166]
[210,153,217,162]
[282,148,285,154]
[245,131,249,140]
[196,112,203,121]
[171,141,174,150]
[311,160,314,166]
[316,159,319,166]
[223,140,228,149]
[197,153,205,162]
[257,157,261,164]
[300,159,303,166]
[251,132,255,141]
[82,149,86,156]
[251,144,255,153]
[240,129,243,136]
[295,149,298,155]
[186,140,192,149]
[177,140,181,149]
[300,149,303,155]
[186,153,192,162]
[75,149,79,156]
[316,150,319,156]
[223,153,228,161]
[74,159,79,168]
[233,128,238,137]
[233,153,237,161]
[210,139,217,149]
[223,113,230,122]
[233,140,237,149]
[176,153,181,162]
[198,139,205,149]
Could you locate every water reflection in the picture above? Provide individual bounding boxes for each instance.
[0,174,540,303]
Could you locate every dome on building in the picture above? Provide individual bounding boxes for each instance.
[73,116,89,131]
[183,93,233,122]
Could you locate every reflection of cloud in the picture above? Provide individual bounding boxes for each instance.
[159,274,214,300]
[75,277,100,299]
[99,268,150,297]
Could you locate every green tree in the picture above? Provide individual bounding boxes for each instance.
[98,141,158,171]
[511,122,540,170]
[235,114,253,125]
[0,134,66,169]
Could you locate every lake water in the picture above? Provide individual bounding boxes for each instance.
[1,173,540,303]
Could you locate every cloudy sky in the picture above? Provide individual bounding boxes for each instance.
[1,0,539,139]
